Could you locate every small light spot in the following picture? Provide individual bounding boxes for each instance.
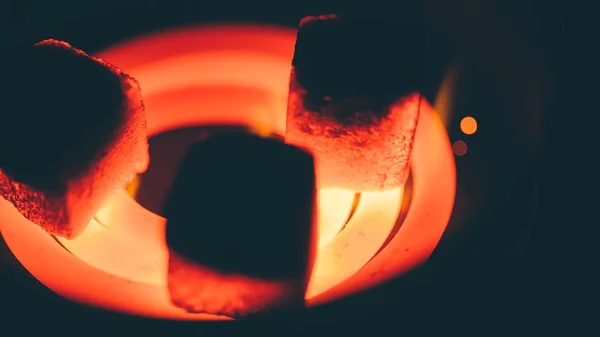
[452,140,468,156]
[126,175,141,197]
[249,124,273,138]
[460,116,478,135]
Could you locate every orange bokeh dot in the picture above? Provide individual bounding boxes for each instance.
[452,140,468,156]
[460,116,477,135]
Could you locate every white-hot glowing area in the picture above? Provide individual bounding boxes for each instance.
[55,186,402,296]
[0,25,456,320]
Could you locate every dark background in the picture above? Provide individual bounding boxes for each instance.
[0,0,576,335]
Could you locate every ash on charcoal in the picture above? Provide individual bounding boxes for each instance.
[164,132,316,317]
[0,39,149,238]
[168,251,305,318]
[286,15,424,191]
[287,74,421,191]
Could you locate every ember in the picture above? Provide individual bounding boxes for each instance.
[0,25,455,321]
[164,132,316,318]
[286,15,424,191]
[0,39,149,239]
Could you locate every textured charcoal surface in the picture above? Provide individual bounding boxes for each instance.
[168,251,305,318]
[0,40,126,190]
[292,15,424,118]
[0,39,149,238]
[286,73,421,191]
[286,16,424,191]
[164,132,315,279]
[164,132,315,317]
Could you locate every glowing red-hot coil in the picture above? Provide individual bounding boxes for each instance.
[286,79,421,191]
[0,25,455,320]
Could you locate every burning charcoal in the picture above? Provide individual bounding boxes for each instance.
[164,132,316,318]
[286,15,424,191]
[0,39,149,239]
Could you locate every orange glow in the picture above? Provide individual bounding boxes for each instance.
[307,188,403,298]
[460,116,477,135]
[286,74,421,192]
[317,189,355,249]
[0,25,455,320]
[452,140,468,156]
[56,217,165,284]
[434,66,458,127]
[168,250,305,317]
[308,104,455,306]
[0,39,149,240]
